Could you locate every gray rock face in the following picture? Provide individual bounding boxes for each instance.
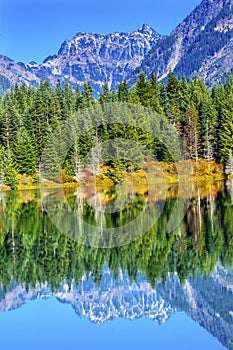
[1,0,233,93]
[32,24,161,94]
[0,25,161,94]
[136,0,233,86]
[0,55,40,88]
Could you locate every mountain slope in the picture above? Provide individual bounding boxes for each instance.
[32,24,161,93]
[0,25,161,94]
[136,0,233,85]
[0,55,40,88]
[1,0,233,93]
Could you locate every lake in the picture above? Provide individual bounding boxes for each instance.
[0,180,232,350]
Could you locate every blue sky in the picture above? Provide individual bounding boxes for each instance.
[0,0,201,64]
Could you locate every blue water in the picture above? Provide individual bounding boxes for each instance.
[0,297,225,350]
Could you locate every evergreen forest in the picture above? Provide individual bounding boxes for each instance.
[0,71,233,188]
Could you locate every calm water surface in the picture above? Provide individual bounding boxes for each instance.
[0,181,232,349]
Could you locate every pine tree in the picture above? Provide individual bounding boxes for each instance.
[41,129,62,182]
[31,89,49,156]
[81,80,95,108]
[198,97,217,161]
[14,127,38,175]
[189,77,204,110]
[166,71,179,102]
[4,149,19,189]
[128,87,140,104]
[134,72,151,107]
[55,80,69,119]
[183,104,199,163]
[89,133,102,176]
[64,81,75,117]
[0,94,20,149]
[225,71,233,96]
[110,89,118,102]
[178,75,189,119]
[159,82,169,113]
[218,94,233,162]
[75,85,83,111]
[149,73,164,114]
[48,91,62,129]
[117,79,129,102]
[99,80,111,104]
[24,86,37,137]
[0,71,232,180]
[167,98,181,131]
[14,82,28,115]
[0,145,5,185]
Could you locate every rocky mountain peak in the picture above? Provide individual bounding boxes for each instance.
[0,0,233,93]
[36,25,162,93]
[138,23,156,35]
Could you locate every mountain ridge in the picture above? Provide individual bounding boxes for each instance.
[0,24,162,94]
[136,0,233,85]
[0,0,233,92]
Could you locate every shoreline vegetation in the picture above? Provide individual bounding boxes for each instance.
[0,159,226,192]
[0,71,233,191]
[0,169,227,213]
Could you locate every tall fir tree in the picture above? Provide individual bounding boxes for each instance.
[166,71,179,102]
[4,148,19,189]
[14,127,38,175]
[117,79,129,102]
[31,89,49,156]
[75,85,83,111]
[218,93,233,162]
[198,97,217,161]
[81,80,95,108]
[0,94,20,149]
[183,103,199,163]
[99,80,111,104]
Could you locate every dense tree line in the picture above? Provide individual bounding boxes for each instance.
[0,72,233,187]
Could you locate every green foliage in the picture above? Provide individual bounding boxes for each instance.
[117,79,129,102]
[0,72,232,180]
[99,80,111,104]
[81,80,95,108]
[14,127,37,174]
[3,149,19,189]
[217,81,233,162]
